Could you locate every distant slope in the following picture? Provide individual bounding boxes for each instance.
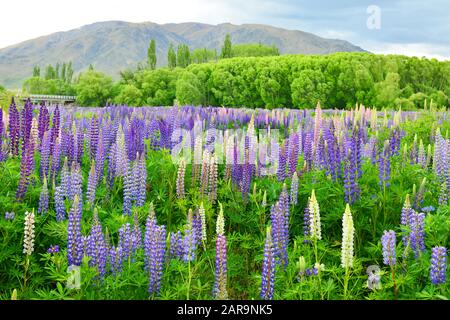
[0,21,366,88]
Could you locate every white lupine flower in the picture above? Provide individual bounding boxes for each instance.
[23,210,35,256]
[216,203,225,236]
[341,203,355,269]
[308,190,321,240]
[199,202,207,242]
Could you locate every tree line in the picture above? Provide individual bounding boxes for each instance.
[19,35,450,109]
[113,52,450,109]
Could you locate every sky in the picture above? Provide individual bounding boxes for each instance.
[1,0,449,60]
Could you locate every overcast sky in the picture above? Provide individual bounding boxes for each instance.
[1,0,449,59]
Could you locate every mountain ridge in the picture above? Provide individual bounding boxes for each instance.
[0,20,366,88]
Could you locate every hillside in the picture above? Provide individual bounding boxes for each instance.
[0,21,366,88]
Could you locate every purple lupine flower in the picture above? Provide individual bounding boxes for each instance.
[38,175,49,215]
[51,137,61,180]
[50,105,60,155]
[118,223,134,261]
[400,195,415,247]
[94,132,105,183]
[241,150,251,199]
[183,209,197,262]
[430,246,447,285]
[89,116,99,159]
[16,137,35,200]
[86,160,97,206]
[276,143,287,182]
[381,230,396,266]
[261,226,276,300]
[287,133,299,176]
[20,99,33,154]
[69,162,82,202]
[147,224,166,296]
[169,231,184,260]
[40,131,51,180]
[123,160,133,215]
[54,186,66,222]
[4,211,15,220]
[135,152,147,206]
[67,195,83,266]
[109,245,123,275]
[409,212,425,258]
[353,126,363,178]
[47,245,60,254]
[213,234,228,299]
[8,98,21,156]
[421,206,435,213]
[86,209,107,278]
[76,126,84,164]
[344,144,359,204]
[378,140,391,187]
[270,201,288,268]
[192,209,203,245]
[144,207,166,296]
[303,197,311,243]
[38,102,50,143]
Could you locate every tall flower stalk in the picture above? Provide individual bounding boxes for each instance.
[213,204,228,300]
[341,204,354,299]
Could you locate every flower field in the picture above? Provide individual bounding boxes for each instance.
[0,100,449,300]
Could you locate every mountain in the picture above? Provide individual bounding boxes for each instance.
[0,21,366,88]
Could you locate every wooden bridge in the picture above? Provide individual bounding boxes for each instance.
[21,94,77,105]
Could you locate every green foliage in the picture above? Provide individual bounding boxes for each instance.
[221,34,232,59]
[175,71,203,105]
[231,43,279,58]
[147,39,157,70]
[167,43,177,69]
[191,48,217,64]
[111,52,450,108]
[113,84,142,106]
[75,70,113,107]
[22,62,75,96]
[177,44,191,68]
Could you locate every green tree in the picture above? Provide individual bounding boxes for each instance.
[231,43,279,57]
[66,62,74,84]
[32,66,41,77]
[177,44,191,68]
[221,34,232,59]
[374,72,401,108]
[191,48,217,64]
[175,71,203,105]
[291,69,330,108]
[45,65,56,80]
[75,70,113,107]
[61,63,66,82]
[55,63,60,79]
[168,43,177,69]
[148,39,157,70]
[114,84,143,106]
